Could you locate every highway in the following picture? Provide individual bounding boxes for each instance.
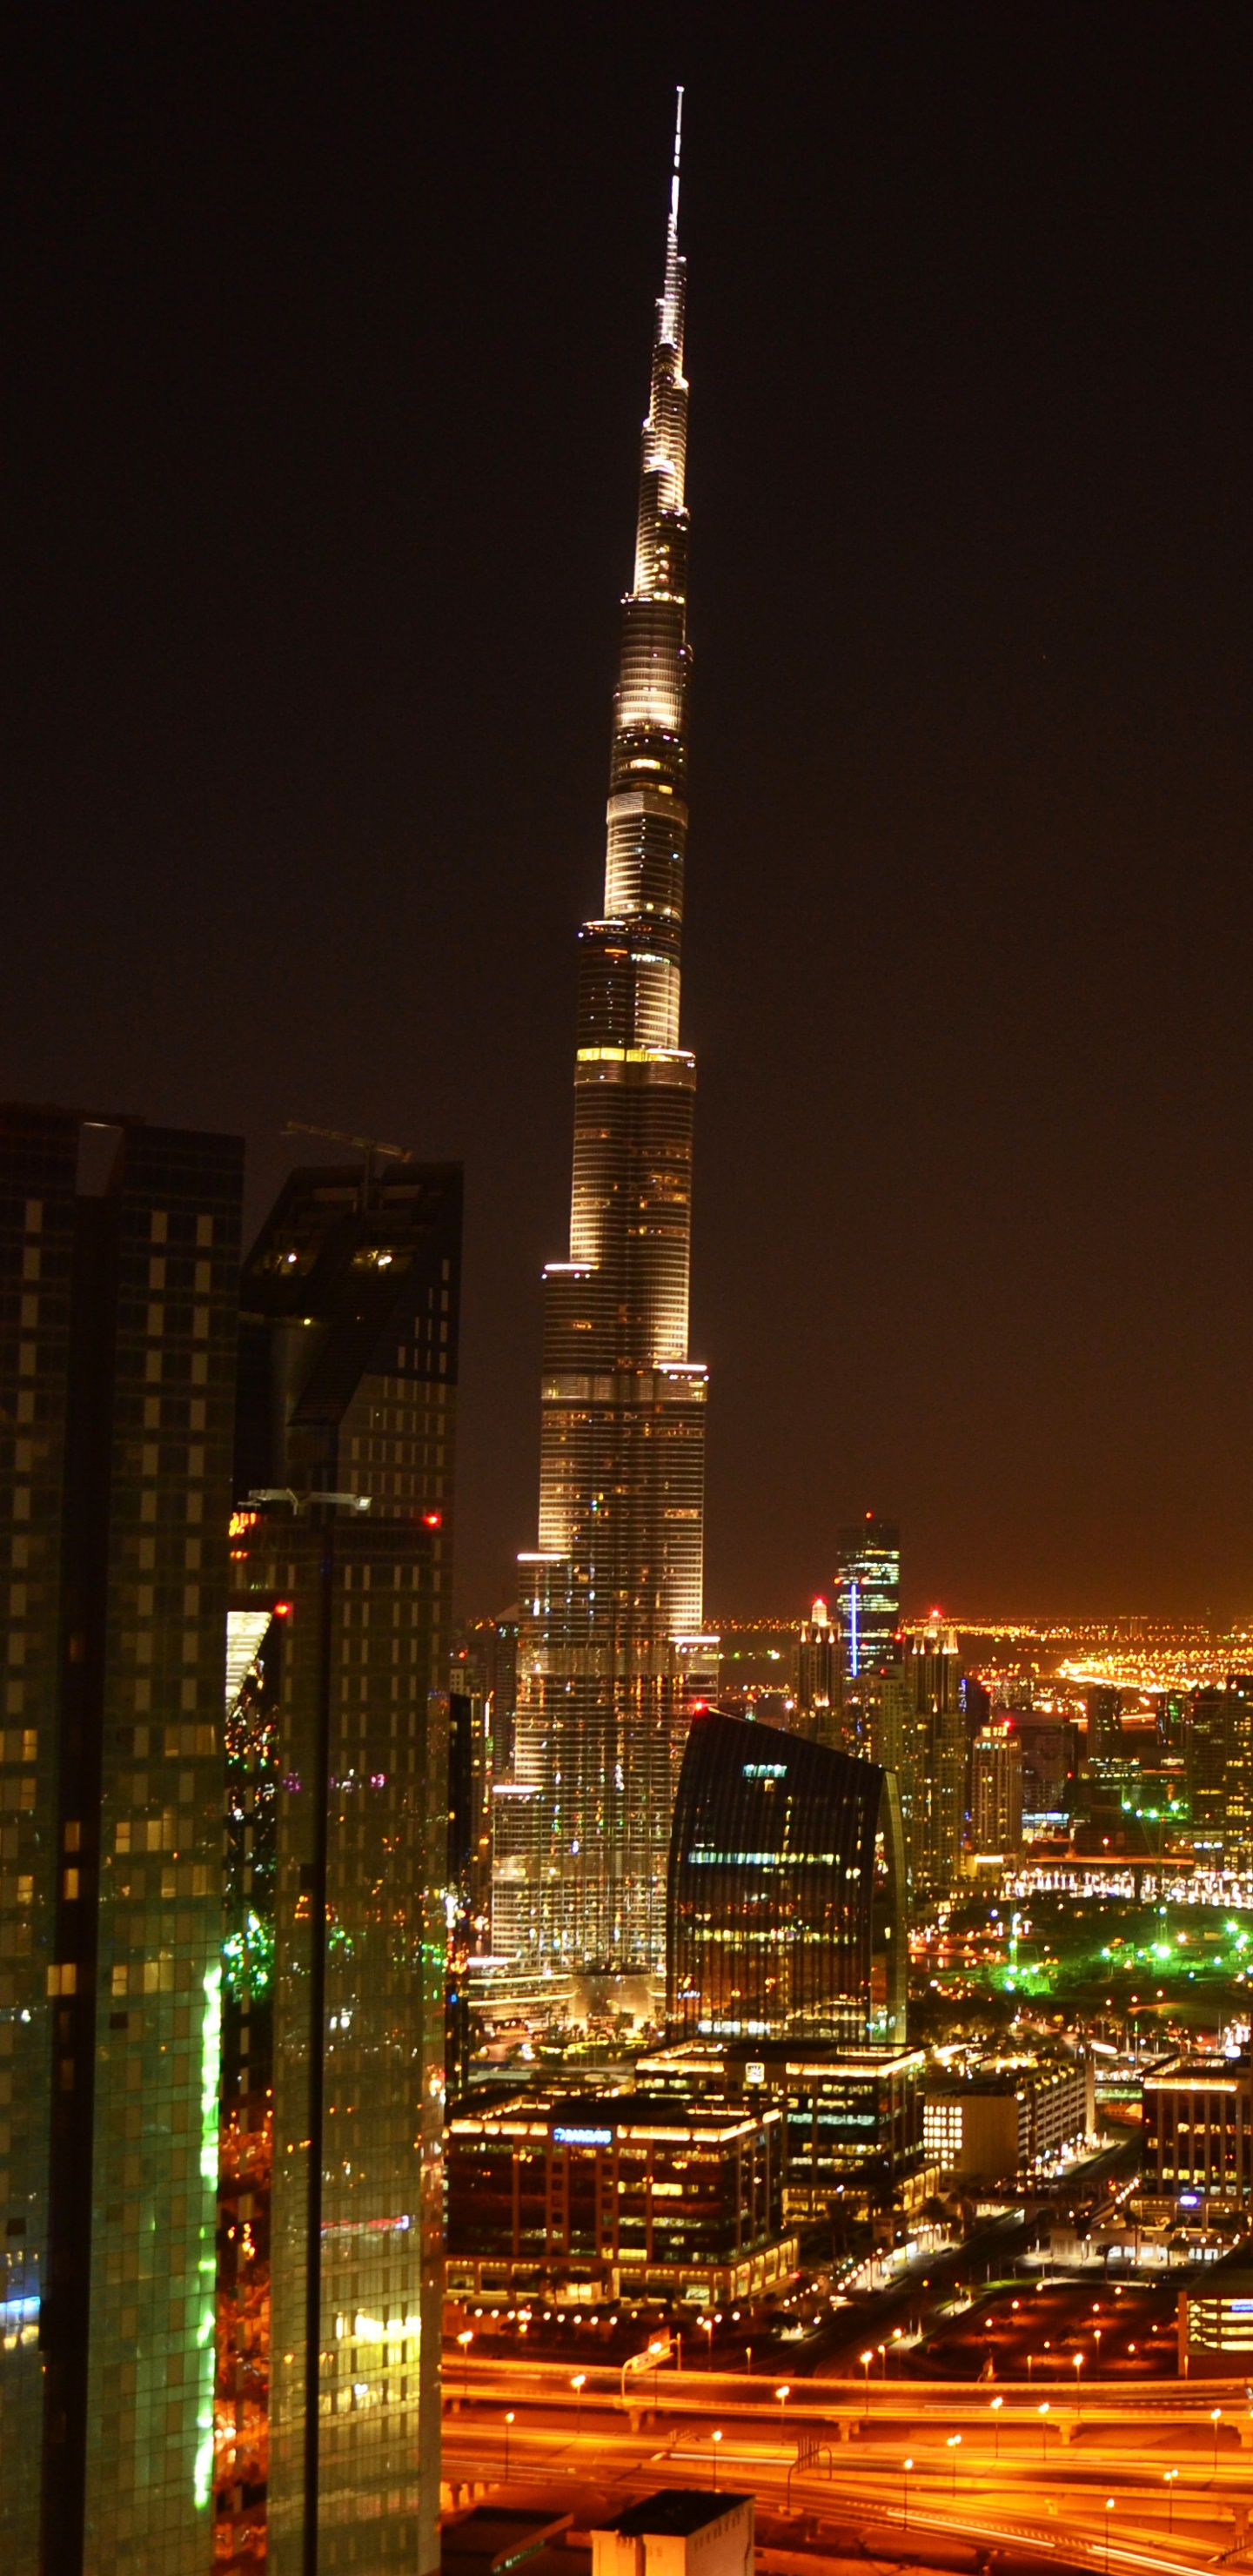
[442,2363,1253,2573]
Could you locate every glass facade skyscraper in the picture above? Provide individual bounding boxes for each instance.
[834,1515,901,1680]
[0,1105,243,2576]
[666,1710,907,2047]
[219,1159,460,2576]
[501,96,714,1980]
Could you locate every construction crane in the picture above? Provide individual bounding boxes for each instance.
[282,1121,414,1205]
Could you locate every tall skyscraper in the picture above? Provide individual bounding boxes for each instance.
[0,1105,243,2576]
[667,1711,908,2047]
[971,1721,1023,1854]
[501,94,714,1981]
[219,1158,460,2576]
[834,1514,901,1680]
[903,1620,965,1904]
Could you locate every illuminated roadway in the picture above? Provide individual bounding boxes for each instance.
[443,2361,1253,2572]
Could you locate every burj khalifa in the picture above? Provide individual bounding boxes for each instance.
[496,94,714,1983]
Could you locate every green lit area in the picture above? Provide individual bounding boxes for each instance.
[915,1891,1253,2036]
[223,1910,275,2003]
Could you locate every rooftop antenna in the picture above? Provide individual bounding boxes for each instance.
[672,84,684,227]
[282,1120,413,1210]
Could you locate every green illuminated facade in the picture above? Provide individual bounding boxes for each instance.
[0,1105,242,2575]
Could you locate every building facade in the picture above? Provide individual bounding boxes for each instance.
[446,2090,794,2308]
[218,1159,461,2576]
[666,1710,907,2049]
[971,1721,1023,1854]
[636,2037,926,2221]
[834,1516,901,1681]
[925,2056,1093,2184]
[0,1105,242,2576]
[1140,2055,1253,2220]
[501,97,714,1982]
[903,1623,965,1904]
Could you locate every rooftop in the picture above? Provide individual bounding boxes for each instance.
[601,2493,754,2539]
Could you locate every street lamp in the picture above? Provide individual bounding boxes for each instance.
[989,2396,1003,2459]
[878,2340,887,2379]
[1104,2498,1114,2574]
[504,2412,514,2481]
[712,2429,721,2492]
[946,2432,962,2498]
[1211,2407,1223,2473]
[861,2350,874,2418]
[1073,2351,1083,2413]
[903,2458,914,2533]
[458,2328,473,2398]
[571,2371,586,2427]
[1163,2470,1178,2532]
[700,2316,714,2361]
[1038,2400,1049,2462]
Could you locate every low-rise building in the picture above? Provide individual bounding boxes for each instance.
[593,2493,754,2576]
[636,2037,927,2219]
[1140,2055,1253,2221]
[446,2090,796,2307]
[925,2055,1094,2184]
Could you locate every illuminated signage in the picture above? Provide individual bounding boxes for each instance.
[553,2125,613,2148]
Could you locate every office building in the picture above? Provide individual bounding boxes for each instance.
[1140,2055,1253,2219]
[636,2036,926,2221]
[1086,1685,1122,1761]
[1178,1677,1253,1869]
[505,97,714,1982]
[1179,2244,1253,2377]
[925,2056,1093,2184]
[1224,1676,1253,1871]
[834,1515,901,1680]
[971,1721,1023,1854]
[0,1105,242,2576]
[903,1622,965,1903]
[446,1685,493,2096]
[446,2089,794,2308]
[218,1157,461,2576]
[666,1710,907,2049]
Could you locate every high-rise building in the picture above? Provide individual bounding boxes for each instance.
[1086,1685,1122,1761]
[452,1613,518,1784]
[0,1105,242,2576]
[446,1686,492,2097]
[1185,1684,1231,1862]
[834,1515,901,1680]
[794,1597,840,1746]
[666,1710,907,2047]
[218,1158,460,2576]
[971,1721,1023,1854]
[503,96,714,1980]
[903,1621,965,1903]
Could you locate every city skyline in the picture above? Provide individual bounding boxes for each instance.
[7,17,1253,1623]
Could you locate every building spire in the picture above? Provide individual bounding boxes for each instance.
[671,83,684,229]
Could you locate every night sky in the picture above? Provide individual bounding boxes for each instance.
[6,8,1253,1625]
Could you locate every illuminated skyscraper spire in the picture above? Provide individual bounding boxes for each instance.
[496,94,713,1983]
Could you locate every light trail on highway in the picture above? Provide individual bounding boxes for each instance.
[442,2377,1250,2573]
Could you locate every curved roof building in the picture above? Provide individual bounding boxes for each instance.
[667,1710,907,2045]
